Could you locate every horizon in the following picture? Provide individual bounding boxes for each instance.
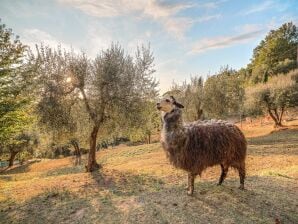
[1,0,298,93]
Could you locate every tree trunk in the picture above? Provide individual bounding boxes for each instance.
[86,125,101,172]
[268,109,283,128]
[274,108,284,127]
[196,108,203,120]
[71,140,81,166]
[8,151,17,167]
[278,107,285,125]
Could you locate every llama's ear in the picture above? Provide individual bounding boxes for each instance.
[174,102,184,108]
[170,96,176,102]
[170,96,184,108]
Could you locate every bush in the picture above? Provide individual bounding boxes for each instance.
[245,69,298,126]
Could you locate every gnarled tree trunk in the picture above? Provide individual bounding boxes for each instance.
[86,125,101,172]
[71,140,81,166]
[8,150,18,167]
[267,107,284,128]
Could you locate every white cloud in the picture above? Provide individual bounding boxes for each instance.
[162,17,194,40]
[244,1,278,15]
[189,29,264,54]
[58,0,193,19]
[196,0,229,9]
[235,23,263,33]
[22,28,77,52]
[195,14,221,23]
[57,0,213,39]
[58,0,127,18]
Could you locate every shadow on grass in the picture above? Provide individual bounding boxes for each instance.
[43,165,84,177]
[1,169,297,223]
[247,129,298,156]
[0,187,123,224]
[86,168,296,223]
[248,144,298,156]
[90,169,165,197]
[0,160,41,175]
[125,175,298,224]
[247,129,298,145]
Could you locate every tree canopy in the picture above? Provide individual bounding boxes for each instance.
[245,69,298,126]
[32,43,158,171]
[0,21,34,161]
[203,67,245,119]
[249,22,298,83]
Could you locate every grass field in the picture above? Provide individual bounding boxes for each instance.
[0,121,298,223]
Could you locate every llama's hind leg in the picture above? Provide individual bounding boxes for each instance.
[187,172,196,196]
[218,164,229,185]
[237,162,246,190]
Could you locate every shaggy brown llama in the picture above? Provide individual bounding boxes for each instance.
[157,96,247,195]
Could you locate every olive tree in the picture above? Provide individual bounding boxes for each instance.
[203,67,244,119]
[5,132,38,167]
[29,45,84,164]
[245,69,298,127]
[33,44,158,172]
[70,44,157,171]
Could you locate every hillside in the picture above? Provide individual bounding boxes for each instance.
[0,123,298,223]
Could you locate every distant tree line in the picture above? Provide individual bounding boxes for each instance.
[165,22,298,127]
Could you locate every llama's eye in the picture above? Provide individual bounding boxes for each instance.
[165,99,170,102]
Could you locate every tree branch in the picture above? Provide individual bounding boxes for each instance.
[79,88,96,122]
[63,85,76,95]
[279,107,285,124]
[267,108,278,125]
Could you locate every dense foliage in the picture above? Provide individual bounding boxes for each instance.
[245,69,298,126]
[0,22,36,165]
[248,22,297,83]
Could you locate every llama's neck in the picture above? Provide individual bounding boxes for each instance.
[161,109,186,146]
[163,116,184,132]
[162,109,184,132]
[160,110,188,169]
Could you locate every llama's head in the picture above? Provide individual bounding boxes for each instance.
[157,96,184,126]
[156,96,184,113]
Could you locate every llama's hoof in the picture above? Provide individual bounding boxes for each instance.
[239,185,245,190]
[217,183,222,186]
[184,186,189,190]
[187,190,193,196]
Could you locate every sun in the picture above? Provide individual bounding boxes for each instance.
[66,77,72,83]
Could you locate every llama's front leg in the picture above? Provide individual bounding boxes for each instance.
[187,173,195,196]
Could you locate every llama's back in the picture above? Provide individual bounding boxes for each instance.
[181,121,247,173]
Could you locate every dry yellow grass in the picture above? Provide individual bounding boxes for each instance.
[0,123,298,223]
[237,118,298,138]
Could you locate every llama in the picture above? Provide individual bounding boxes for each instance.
[157,96,247,195]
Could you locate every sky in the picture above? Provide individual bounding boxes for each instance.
[1,0,297,93]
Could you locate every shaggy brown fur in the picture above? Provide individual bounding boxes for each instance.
[157,96,247,195]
